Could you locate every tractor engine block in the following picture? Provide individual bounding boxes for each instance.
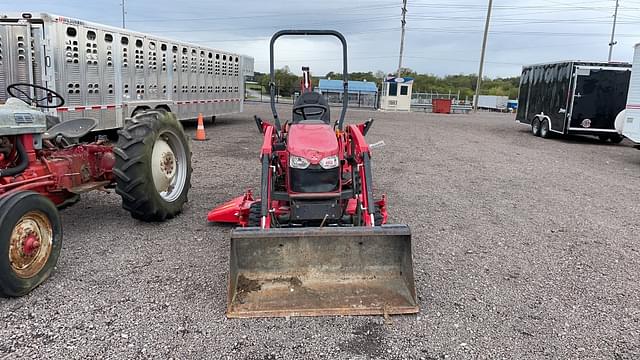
[0,134,116,205]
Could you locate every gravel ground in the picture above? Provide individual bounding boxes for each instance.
[1,102,640,359]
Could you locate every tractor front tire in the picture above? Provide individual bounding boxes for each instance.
[0,191,62,297]
[373,205,384,226]
[114,110,192,221]
[248,201,262,227]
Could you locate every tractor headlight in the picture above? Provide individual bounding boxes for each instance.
[289,155,310,169]
[319,155,339,170]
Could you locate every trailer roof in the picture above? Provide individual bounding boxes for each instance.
[521,60,631,68]
[0,12,254,60]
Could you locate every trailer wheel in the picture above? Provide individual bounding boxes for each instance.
[531,118,541,137]
[0,191,62,297]
[539,118,551,139]
[610,134,624,144]
[114,110,192,221]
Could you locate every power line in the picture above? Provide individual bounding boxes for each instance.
[136,15,398,34]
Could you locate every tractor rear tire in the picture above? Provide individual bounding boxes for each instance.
[114,110,192,221]
[0,191,62,297]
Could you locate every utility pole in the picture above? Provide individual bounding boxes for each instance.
[608,0,620,62]
[121,0,126,29]
[397,0,407,77]
[473,0,493,112]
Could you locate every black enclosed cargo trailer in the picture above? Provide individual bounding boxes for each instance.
[516,61,631,142]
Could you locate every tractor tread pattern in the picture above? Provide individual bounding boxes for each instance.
[114,110,192,222]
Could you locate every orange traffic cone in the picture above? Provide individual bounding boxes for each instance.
[194,113,208,141]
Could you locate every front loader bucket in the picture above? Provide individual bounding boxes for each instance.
[227,225,418,318]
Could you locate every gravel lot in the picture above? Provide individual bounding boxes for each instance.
[1,102,640,359]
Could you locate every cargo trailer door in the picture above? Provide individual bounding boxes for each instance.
[568,67,631,132]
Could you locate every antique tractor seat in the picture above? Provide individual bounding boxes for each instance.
[44,117,97,140]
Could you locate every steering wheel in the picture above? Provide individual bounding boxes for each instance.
[293,104,328,121]
[7,83,65,108]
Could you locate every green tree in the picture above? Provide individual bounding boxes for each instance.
[256,66,298,97]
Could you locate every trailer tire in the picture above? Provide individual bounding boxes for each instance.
[540,118,551,139]
[531,118,541,137]
[610,134,624,144]
[114,110,192,221]
[0,191,62,297]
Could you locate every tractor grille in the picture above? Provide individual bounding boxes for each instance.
[290,166,339,193]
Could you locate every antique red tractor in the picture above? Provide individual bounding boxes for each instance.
[208,30,417,318]
[0,83,192,297]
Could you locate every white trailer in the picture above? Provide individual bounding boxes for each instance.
[623,43,640,144]
[473,95,508,111]
[0,12,254,131]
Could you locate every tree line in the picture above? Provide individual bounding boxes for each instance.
[253,67,521,99]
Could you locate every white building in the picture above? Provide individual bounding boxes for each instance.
[379,77,414,111]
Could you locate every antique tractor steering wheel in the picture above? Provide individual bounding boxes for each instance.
[7,83,65,108]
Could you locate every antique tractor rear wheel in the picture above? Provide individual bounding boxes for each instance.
[0,191,62,297]
[114,110,192,221]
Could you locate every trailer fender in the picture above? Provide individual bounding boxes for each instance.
[534,114,553,132]
[131,106,152,117]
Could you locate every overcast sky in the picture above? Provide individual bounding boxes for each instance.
[4,0,640,77]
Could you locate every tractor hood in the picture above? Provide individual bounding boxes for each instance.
[287,123,339,164]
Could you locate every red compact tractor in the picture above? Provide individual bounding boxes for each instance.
[208,30,417,318]
[0,83,191,297]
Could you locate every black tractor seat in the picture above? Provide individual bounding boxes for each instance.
[43,117,97,141]
[292,92,331,124]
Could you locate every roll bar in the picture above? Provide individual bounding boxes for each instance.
[269,30,349,136]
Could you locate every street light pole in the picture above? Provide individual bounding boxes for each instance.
[608,0,620,62]
[473,0,493,112]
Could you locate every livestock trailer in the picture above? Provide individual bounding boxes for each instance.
[516,61,631,142]
[623,44,640,145]
[0,12,254,131]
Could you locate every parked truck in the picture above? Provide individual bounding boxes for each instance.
[516,61,631,142]
[622,44,640,146]
[0,12,254,131]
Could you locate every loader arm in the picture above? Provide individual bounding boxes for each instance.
[346,124,376,226]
